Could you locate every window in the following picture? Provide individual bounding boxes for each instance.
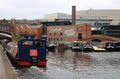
[94,23,97,26]
[4,27,6,31]
[35,41,44,48]
[22,41,33,47]
[103,23,106,26]
[7,27,9,30]
[60,38,63,41]
[57,38,59,41]
[78,33,82,39]
[60,33,63,35]
[48,38,50,41]
[49,33,51,35]
[54,38,56,41]
[51,38,53,41]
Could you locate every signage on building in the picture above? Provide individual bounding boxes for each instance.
[64,28,76,37]
[50,28,62,32]
[79,16,107,19]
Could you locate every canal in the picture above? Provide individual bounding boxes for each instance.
[17,49,120,79]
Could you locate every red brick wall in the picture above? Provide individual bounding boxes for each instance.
[47,24,91,42]
[15,24,42,39]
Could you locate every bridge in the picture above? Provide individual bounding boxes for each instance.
[0,31,13,42]
[0,31,12,41]
[81,35,120,42]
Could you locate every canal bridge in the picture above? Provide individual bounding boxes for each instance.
[0,31,12,41]
[81,35,120,42]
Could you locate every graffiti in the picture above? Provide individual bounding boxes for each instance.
[64,28,76,37]
[50,28,62,32]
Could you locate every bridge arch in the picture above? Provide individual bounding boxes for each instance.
[92,39,101,42]
[0,33,12,38]
[0,31,12,42]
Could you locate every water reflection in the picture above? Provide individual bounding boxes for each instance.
[47,49,92,71]
[18,49,120,79]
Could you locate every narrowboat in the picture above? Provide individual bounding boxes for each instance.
[5,39,47,67]
[71,41,82,51]
[46,43,56,51]
[93,42,106,52]
[114,42,120,51]
[57,43,66,51]
[82,42,93,52]
[104,42,115,51]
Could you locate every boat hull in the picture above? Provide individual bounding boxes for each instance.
[83,48,93,52]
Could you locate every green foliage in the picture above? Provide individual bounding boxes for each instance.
[12,33,24,42]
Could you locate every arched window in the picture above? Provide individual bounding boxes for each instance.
[78,33,82,39]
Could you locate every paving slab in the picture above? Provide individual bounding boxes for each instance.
[0,45,17,79]
[0,51,6,79]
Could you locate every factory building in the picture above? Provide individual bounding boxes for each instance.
[47,24,91,42]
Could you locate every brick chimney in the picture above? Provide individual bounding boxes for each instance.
[72,6,76,25]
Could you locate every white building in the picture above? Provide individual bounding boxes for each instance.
[44,13,71,21]
[43,9,120,27]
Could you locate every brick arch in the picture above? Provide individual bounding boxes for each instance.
[91,39,101,42]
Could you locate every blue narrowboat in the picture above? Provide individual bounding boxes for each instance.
[114,42,120,51]
[5,39,47,67]
[104,42,115,51]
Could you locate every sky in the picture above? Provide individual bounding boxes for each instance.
[0,0,120,19]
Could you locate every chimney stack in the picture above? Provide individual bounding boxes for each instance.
[72,6,76,25]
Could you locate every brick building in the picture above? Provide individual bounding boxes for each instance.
[47,24,91,42]
[0,19,16,32]
[15,23,42,39]
[0,19,43,39]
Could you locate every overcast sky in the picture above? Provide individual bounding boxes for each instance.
[0,0,120,19]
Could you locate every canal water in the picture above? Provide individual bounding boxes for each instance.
[17,49,120,79]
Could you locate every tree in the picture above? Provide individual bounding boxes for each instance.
[12,33,24,42]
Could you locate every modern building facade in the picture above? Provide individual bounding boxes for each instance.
[44,9,120,26]
[101,25,120,38]
[44,13,71,21]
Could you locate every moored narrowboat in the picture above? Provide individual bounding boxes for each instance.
[114,42,120,51]
[104,42,115,51]
[82,42,93,52]
[46,43,56,51]
[93,42,106,52]
[71,41,82,51]
[57,43,66,51]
